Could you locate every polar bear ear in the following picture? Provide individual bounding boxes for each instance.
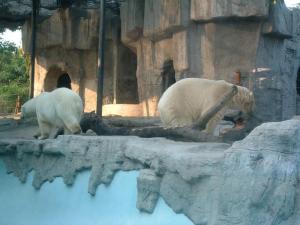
[232,85,238,95]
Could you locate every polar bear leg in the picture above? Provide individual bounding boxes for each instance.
[63,117,81,134]
[33,130,41,139]
[63,125,72,135]
[38,120,52,140]
[205,108,227,134]
[56,104,82,135]
[67,123,81,134]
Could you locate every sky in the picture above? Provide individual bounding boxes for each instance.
[0,29,22,47]
[286,0,300,7]
[0,0,299,47]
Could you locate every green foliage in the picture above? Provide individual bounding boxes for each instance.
[0,37,29,113]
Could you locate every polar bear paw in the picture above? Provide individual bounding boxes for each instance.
[38,134,49,140]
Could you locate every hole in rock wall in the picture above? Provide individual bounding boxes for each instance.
[117,46,139,104]
[161,60,176,94]
[57,73,72,89]
[44,67,72,92]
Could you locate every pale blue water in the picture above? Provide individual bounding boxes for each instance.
[0,161,194,225]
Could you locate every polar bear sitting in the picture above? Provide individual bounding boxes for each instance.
[158,78,254,134]
[21,88,83,139]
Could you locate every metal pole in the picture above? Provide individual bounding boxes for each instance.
[29,0,38,98]
[96,0,106,116]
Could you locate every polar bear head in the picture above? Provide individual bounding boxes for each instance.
[232,86,255,114]
[20,98,37,119]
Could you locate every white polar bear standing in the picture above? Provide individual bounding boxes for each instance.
[158,78,254,134]
[21,88,83,139]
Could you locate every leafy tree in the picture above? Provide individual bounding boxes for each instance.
[0,37,29,113]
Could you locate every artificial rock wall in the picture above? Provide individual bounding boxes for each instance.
[0,0,57,31]
[121,0,300,119]
[1,119,300,225]
[22,8,99,112]
[4,0,300,119]
[22,6,138,113]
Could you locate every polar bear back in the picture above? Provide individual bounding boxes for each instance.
[158,78,234,127]
[36,88,83,129]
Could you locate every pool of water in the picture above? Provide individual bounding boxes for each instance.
[0,161,194,225]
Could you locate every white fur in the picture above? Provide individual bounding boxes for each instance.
[21,88,83,139]
[158,78,254,133]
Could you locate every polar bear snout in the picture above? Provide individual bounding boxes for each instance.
[243,101,255,115]
[73,129,81,135]
[68,124,82,135]
[245,92,255,113]
[20,107,25,120]
[73,127,82,134]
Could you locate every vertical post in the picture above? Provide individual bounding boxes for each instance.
[29,0,38,98]
[112,16,119,104]
[96,0,106,116]
[112,41,119,104]
[15,96,21,114]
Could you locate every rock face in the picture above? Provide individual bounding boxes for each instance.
[0,0,57,32]
[1,119,300,225]
[218,120,300,225]
[119,0,300,119]
[0,0,139,114]
[2,0,300,119]
[190,0,269,21]
[21,7,138,112]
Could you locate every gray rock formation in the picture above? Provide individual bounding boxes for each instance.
[1,119,300,225]
[119,0,300,119]
[137,169,161,213]
[0,0,57,31]
[190,0,269,21]
[217,120,300,225]
[0,0,101,31]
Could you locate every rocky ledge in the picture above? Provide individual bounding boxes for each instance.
[0,119,300,225]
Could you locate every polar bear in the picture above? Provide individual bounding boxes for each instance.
[158,78,254,134]
[21,88,83,139]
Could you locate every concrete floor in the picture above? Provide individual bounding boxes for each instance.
[0,115,162,140]
[0,124,38,139]
[0,114,37,140]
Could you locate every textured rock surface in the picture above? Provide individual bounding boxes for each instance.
[2,0,298,119]
[190,0,269,21]
[118,0,300,119]
[216,120,300,225]
[22,8,100,52]
[137,169,161,213]
[143,0,190,40]
[21,5,138,112]
[262,1,292,37]
[0,0,56,31]
[1,120,300,225]
[120,0,145,44]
